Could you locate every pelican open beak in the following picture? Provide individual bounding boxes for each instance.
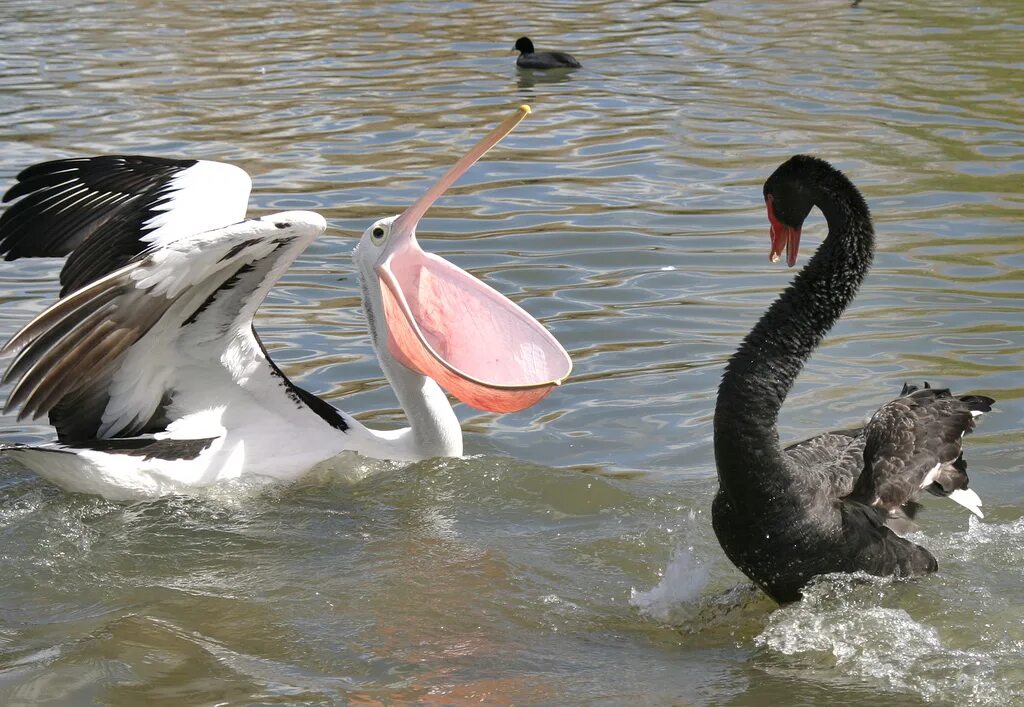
[375,106,572,413]
[766,194,801,268]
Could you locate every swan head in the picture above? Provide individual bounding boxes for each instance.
[352,105,572,414]
[763,155,822,267]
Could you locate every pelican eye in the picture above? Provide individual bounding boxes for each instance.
[371,225,386,242]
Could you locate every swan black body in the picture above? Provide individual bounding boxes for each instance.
[712,156,994,603]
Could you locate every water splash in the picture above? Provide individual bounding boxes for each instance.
[629,545,710,623]
[755,573,1019,705]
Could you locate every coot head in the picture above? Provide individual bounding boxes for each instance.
[514,37,535,54]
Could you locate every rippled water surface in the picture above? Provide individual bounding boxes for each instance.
[1,0,1022,703]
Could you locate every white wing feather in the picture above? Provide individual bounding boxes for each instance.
[2,211,326,438]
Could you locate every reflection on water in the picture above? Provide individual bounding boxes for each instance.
[0,0,1022,703]
[516,67,578,91]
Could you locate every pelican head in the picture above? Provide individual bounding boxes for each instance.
[353,106,571,414]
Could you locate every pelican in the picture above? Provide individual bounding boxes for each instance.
[0,106,571,499]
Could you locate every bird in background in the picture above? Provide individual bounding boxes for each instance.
[513,36,581,70]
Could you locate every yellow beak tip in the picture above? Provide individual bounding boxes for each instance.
[519,104,532,115]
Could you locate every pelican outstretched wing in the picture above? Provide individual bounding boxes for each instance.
[0,156,253,293]
[0,156,327,441]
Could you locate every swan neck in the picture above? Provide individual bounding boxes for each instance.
[714,177,874,488]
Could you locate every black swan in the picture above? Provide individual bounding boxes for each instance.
[513,37,581,70]
[712,155,995,603]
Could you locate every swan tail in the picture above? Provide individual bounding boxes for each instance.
[926,453,984,518]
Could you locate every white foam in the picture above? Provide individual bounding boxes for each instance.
[755,573,1011,705]
[927,515,1024,563]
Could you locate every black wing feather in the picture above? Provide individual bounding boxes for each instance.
[785,428,864,497]
[0,155,198,294]
[849,385,994,511]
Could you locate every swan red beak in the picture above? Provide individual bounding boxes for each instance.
[766,194,801,267]
[375,106,572,413]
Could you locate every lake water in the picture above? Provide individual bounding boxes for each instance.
[1,0,1022,703]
